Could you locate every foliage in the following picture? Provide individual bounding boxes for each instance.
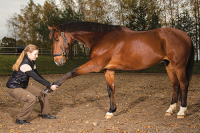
[1,37,16,47]
[148,11,161,30]
[36,6,84,49]
[126,0,161,31]
[175,10,195,35]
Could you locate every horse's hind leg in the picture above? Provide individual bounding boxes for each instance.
[175,68,188,118]
[165,61,188,118]
[164,62,180,116]
[104,70,116,119]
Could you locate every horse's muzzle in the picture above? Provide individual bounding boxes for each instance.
[54,57,66,66]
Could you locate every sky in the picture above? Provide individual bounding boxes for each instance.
[0,0,59,40]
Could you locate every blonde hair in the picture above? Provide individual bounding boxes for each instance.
[12,44,39,71]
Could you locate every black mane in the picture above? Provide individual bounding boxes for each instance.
[58,21,122,32]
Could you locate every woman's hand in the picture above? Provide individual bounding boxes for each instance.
[50,85,58,90]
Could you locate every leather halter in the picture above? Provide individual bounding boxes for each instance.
[53,32,70,57]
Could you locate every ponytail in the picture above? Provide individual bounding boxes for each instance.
[12,51,25,71]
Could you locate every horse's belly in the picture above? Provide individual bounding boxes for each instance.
[104,56,162,71]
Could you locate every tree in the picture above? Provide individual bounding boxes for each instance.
[175,11,194,34]
[1,37,16,47]
[6,13,19,45]
[126,0,161,31]
[19,0,42,44]
[190,0,200,62]
[36,5,84,49]
[175,10,196,60]
[159,0,187,27]
[148,11,161,30]
[126,1,147,31]
[7,0,43,47]
[77,0,110,23]
[17,39,26,46]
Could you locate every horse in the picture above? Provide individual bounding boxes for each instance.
[17,46,26,53]
[48,21,194,119]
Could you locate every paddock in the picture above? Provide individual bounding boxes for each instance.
[0,73,199,132]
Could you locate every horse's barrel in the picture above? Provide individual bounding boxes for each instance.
[17,46,26,53]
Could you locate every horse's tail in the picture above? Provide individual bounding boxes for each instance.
[178,41,194,101]
[186,41,194,83]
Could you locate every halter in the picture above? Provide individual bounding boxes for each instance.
[53,32,70,57]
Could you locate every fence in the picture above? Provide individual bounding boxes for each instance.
[0,47,53,55]
[0,46,90,58]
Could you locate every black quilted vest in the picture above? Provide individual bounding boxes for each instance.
[6,55,35,89]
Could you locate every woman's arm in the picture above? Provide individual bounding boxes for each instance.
[26,70,51,88]
[20,64,51,88]
[34,69,51,84]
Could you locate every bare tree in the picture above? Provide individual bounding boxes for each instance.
[190,0,200,62]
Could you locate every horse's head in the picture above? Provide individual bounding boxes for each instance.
[48,23,72,66]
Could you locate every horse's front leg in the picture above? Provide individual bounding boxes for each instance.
[43,69,79,94]
[53,68,79,86]
[53,57,110,86]
[104,70,116,119]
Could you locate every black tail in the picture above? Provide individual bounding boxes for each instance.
[179,42,194,101]
[186,42,194,83]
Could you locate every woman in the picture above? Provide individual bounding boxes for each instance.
[6,44,58,125]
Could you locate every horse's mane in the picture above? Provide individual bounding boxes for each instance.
[58,21,122,32]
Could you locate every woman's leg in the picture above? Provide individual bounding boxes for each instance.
[25,86,51,115]
[7,88,36,121]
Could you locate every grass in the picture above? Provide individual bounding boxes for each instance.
[0,55,90,76]
[0,55,199,76]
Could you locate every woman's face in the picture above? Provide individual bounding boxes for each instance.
[27,50,38,61]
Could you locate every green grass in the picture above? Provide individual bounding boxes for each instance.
[0,55,199,76]
[0,55,90,76]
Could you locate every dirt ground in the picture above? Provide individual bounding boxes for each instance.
[0,73,200,133]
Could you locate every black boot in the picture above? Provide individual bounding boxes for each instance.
[42,114,56,119]
[43,87,53,94]
[15,119,30,125]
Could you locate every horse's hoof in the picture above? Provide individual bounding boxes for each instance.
[105,112,113,119]
[165,112,172,116]
[177,106,187,118]
[105,115,112,119]
[177,115,184,119]
[43,88,53,94]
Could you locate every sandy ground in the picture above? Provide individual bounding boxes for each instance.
[0,73,200,133]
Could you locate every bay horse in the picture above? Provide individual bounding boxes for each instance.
[48,21,194,119]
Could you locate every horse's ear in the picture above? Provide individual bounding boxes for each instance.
[48,26,53,31]
[53,23,59,31]
[48,26,54,39]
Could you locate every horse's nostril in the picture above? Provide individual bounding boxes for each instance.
[54,58,65,66]
[54,61,60,66]
[61,58,65,65]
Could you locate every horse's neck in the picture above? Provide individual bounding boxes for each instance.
[72,32,102,50]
